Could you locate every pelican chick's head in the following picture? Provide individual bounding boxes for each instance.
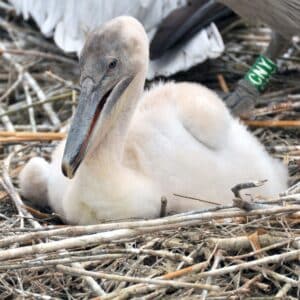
[62,16,149,178]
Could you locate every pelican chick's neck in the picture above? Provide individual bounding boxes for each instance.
[91,69,146,166]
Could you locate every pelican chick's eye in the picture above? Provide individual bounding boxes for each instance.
[108,59,118,70]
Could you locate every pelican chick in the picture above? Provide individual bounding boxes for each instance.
[19,16,288,225]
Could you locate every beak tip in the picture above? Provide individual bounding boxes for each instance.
[61,160,74,179]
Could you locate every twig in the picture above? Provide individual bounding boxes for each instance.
[0,205,299,250]
[231,180,267,198]
[0,254,122,271]
[0,131,65,143]
[14,289,59,300]
[176,243,204,270]
[232,198,272,211]
[250,101,300,117]
[243,119,300,127]
[0,124,54,131]
[160,196,168,217]
[56,264,219,291]
[275,283,292,297]
[77,262,106,296]
[281,182,300,196]
[0,72,23,102]
[163,261,210,280]
[224,238,299,259]
[252,266,299,287]
[0,43,60,126]
[45,71,79,91]
[217,74,229,93]
[174,193,220,205]
[23,71,61,127]
[102,249,217,300]
[196,249,300,279]
[0,91,72,119]
[269,145,300,153]
[201,250,223,300]
[23,81,37,132]
[0,106,14,131]
[1,153,40,229]
[1,48,77,65]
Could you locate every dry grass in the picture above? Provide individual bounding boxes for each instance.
[0,3,299,300]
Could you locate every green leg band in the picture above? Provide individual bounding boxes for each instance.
[244,55,277,92]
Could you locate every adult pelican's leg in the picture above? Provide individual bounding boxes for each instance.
[225,32,290,116]
[265,32,291,61]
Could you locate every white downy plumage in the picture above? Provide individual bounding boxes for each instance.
[19,17,288,225]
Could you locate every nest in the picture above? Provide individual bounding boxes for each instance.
[0,4,299,300]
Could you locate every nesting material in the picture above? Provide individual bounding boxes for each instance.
[0,5,299,299]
